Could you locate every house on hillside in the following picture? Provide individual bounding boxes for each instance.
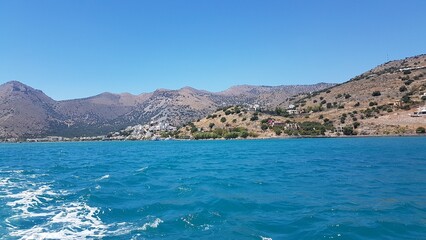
[288,109,300,115]
[393,100,402,107]
[267,119,285,127]
[247,104,260,111]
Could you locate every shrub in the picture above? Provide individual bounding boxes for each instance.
[416,127,426,134]
[261,124,268,131]
[344,93,351,99]
[232,119,237,123]
[353,122,360,129]
[225,110,232,115]
[240,131,249,138]
[343,126,355,135]
[209,123,215,129]
[260,118,270,124]
[401,95,411,103]
[224,132,239,139]
[354,102,360,107]
[273,127,282,136]
[404,80,414,85]
[220,117,226,123]
[250,115,259,121]
[193,132,220,140]
[190,126,198,133]
[298,121,327,135]
[372,91,381,96]
[399,86,407,92]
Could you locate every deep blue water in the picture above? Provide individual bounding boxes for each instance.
[0,137,425,239]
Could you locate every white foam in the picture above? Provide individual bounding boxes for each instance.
[181,216,195,227]
[136,167,148,172]
[260,236,272,240]
[1,173,109,240]
[10,201,108,239]
[96,174,110,181]
[200,224,213,231]
[140,218,163,230]
[0,177,11,187]
[6,185,58,217]
[0,170,24,174]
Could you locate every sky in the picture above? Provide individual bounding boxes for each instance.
[1,0,426,100]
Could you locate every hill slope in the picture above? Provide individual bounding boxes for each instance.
[280,54,426,135]
[179,54,426,139]
[0,81,332,139]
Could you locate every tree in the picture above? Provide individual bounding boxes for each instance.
[416,127,426,134]
[261,124,268,131]
[273,127,282,135]
[342,126,354,135]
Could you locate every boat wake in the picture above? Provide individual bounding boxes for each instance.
[0,171,108,239]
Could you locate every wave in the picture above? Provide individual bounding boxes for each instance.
[136,167,148,172]
[1,172,108,239]
[140,218,163,231]
[10,201,108,240]
[96,174,110,181]
[6,185,58,217]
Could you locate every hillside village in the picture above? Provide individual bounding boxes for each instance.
[25,120,177,142]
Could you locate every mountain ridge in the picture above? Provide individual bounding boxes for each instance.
[0,81,333,139]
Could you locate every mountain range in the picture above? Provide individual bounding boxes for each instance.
[0,81,333,138]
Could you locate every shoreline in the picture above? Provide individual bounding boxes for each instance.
[1,133,425,144]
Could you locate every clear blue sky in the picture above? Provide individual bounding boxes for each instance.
[1,0,425,100]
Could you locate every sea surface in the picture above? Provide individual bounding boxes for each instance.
[0,137,425,239]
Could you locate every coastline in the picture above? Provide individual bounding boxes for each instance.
[2,133,425,144]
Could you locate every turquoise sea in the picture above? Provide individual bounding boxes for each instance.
[0,137,425,239]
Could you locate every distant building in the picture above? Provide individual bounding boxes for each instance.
[288,109,299,115]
